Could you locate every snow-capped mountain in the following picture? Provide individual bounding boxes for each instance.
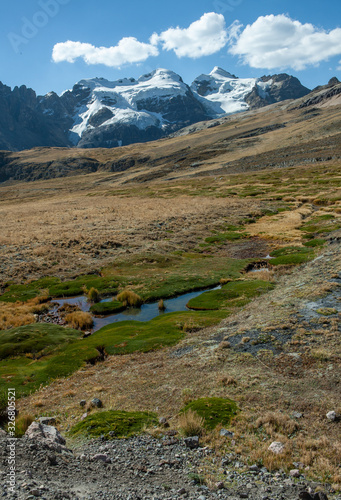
[0,68,310,151]
[60,69,209,148]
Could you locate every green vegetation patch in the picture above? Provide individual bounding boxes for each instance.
[0,275,118,303]
[299,215,341,236]
[269,246,315,266]
[303,238,326,247]
[0,324,80,360]
[69,410,158,440]
[205,231,246,244]
[0,310,226,397]
[102,254,249,302]
[181,397,238,430]
[90,300,126,315]
[187,280,274,311]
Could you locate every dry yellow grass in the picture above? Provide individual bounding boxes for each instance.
[64,311,94,330]
[0,296,49,330]
[178,408,206,437]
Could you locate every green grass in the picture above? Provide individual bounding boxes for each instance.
[0,324,80,360]
[90,300,126,315]
[69,410,158,440]
[269,246,315,266]
[0,311,226,397]
[181,397,239,430]
[102,254,250,303]
[205,231,245,244]
[0,275,118,303]
[303,239,326,247]
[187,280,274,311]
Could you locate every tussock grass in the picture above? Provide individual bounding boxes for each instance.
[178,408,206,437]
[116,290,143,307]
[85,287,101,303]
[65,311,94,330]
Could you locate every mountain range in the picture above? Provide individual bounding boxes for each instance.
[0,67,310,151]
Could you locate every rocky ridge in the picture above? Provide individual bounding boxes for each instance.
[0,68,310,151]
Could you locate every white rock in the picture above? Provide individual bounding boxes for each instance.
[268,441,285,454]
[326,411,338,421]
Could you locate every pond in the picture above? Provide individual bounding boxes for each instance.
[52,285,221,332]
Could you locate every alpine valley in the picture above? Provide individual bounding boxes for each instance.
[0,67,310,151]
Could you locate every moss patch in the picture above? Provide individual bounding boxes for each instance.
[269,246,315,266]
[181,397,239,430]
[0,324,80,360]
[187,280,274,311]
[90,300,126,315]
[69,410,158,439]
[0,310,226,397]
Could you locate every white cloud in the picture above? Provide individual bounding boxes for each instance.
[52,37,159,67]
[229,14,341,70]
[149,12,228,58]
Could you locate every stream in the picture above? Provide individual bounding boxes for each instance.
[52,285,221,333]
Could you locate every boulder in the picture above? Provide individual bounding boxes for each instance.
[268,441,285,454]
[25,422,67,452]
[184,436,200,449]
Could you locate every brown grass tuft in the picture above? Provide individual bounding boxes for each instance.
[65,311,94,330]
[116,290,143,307]
[178,409,206,437]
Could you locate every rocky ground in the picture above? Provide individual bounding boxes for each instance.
[0,429,338,500]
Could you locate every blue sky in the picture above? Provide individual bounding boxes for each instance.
[1,0,341,95]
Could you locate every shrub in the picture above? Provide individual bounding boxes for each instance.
[178,408,206,437]
[116,290,143,308]
[65,311,94,330]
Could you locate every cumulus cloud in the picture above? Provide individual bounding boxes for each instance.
[52,37,159,67]
[153,12,228,58]
[52,12,229,67]
[228,14,341,70]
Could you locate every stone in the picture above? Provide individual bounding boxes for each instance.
[38,416,56,426]
[79,400,86,407]
[268,441,285,454]
[158,417,170,428]
[249,464,259,472]
[292,411,303,419]
[326,411,339,421]
[80,413,88,421]
[220,428,234,438]
[0,429,7,438]
[90,398,103,408]
[290,469,300,478]
[47,453,57,466]
[92,453,111,463]
[25,422,66,452]
[216,481,225,489]
[184,436,200,449]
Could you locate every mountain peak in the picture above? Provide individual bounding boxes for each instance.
[209,67,237,79]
